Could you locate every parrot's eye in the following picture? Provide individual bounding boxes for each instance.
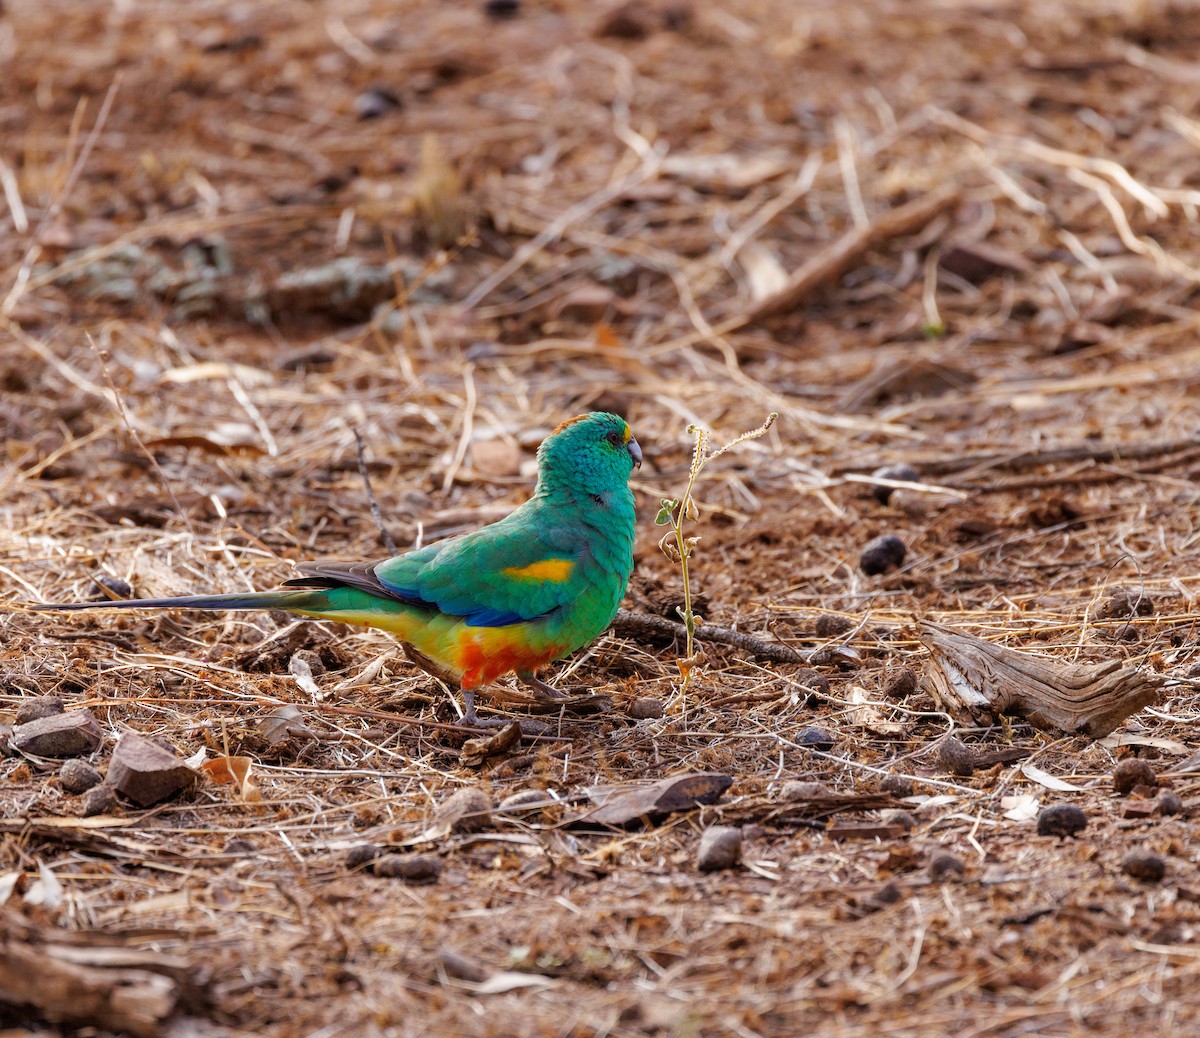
[604,430,623,447]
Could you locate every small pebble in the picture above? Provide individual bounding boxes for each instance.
[0,672,42,696]
[597,2,652,39]
[864,880,903,911]
[797,726,835,753]
[354,86,402,120]
[58,759,103,794]
[435,787,494,833]
[1112,758,1157,795]
[81,784,117,817]
[11,710,103,758]
[373,854,442,883]
[792,669,831,697]
[696,825,742,872]
[90,574,133,600]
[883,667,919,700]
[439,950,488,983]
[929,850,965,881]
[938,737,976,777]
[1037,803,1088,838]
[860,534,907,576]
[15,696,65,725]
[814,614,853,638]
[483,0,520,18]
[870,463,921,505]
[882,809,917,831]
[627,697,665,720]
[1156,790,1184,816]
[881,774,915,798]
[1098,588,1154,620]
[1122,849,1166,883]
[345,844,384,870]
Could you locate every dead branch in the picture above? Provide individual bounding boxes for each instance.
[744,183,962,322]
[0,923,186,1038]
[919,621,1162,738]
[909,434,1200,479]
[611,608,810,664]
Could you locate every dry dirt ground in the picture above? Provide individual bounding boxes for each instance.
[4,0,1200,1035]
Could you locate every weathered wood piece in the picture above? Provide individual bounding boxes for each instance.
[919,621,1161,738]
[0,919,188,1037]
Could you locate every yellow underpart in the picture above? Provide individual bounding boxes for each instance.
[502,559,574,582]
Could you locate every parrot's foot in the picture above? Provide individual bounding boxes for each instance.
[517,671,569,702]
[459,688,517,730]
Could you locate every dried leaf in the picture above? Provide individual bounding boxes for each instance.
[144,424,266,457]
[334,653,390,690]
[460,722,522,768]
[200,754,261,801]
[1020,762,1084,792]
[0,871,20,906]
[290,653,322,698]
[160,361,271,385]
[661,152,789,190]
[845,685,907,736]
[259,704,317,748]
[1100,734,1189,754]
[1002,793,1041,821]
[572,773,733,828]
[24,860,63,910]
[738,242,789,302]
[469,971,558,995]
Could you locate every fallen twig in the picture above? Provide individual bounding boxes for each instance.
[744,183,962,322]
[611,608,810,665]
[354,428,398,554]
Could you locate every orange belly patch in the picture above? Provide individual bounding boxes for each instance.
[455,628,566,689]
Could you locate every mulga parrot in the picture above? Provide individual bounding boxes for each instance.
[35,412,642,728]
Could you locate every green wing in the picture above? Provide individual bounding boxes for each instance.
[372,508,587,626]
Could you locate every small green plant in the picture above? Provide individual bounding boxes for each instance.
[655,412,777,692]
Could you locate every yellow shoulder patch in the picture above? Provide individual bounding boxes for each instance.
[503,559,574,583]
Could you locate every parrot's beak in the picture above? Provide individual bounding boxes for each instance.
[628,438,643,469]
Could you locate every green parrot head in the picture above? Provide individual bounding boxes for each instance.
[537,412,642,497]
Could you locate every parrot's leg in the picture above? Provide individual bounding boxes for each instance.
[402,645,510,729]
[517,671,569,702]
[458,687,517,729]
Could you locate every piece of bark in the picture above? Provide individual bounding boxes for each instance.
[0,929,183,1038]
[108,733,197,806]
[919,621,1161,738]
[827,821,911,841]
[745,184,961,321]
[10,710,103,758]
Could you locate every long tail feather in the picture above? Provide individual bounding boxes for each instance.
[32,590,322,612]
